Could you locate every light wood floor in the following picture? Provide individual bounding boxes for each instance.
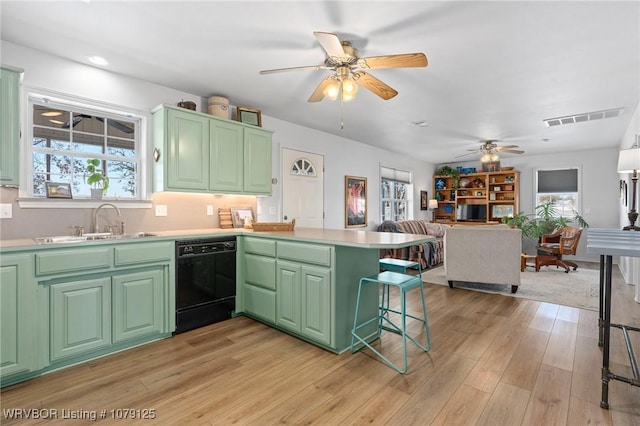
[2,262,639,425]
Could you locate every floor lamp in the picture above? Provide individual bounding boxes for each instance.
[617,141,640,231]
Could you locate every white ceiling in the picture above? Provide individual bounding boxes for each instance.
[2,1,638,164]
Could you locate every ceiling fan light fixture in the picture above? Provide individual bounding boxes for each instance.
[323,78,340,100]
[481,152,499,162]
[341,76,358,101]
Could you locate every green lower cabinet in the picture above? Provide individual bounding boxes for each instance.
[113,269,164,343]
[243,252,277,323]
[276,260,331,346]
[0,254,36,379]
[300,266,331,346]
[244,284,276,323]
[50,277,112,362]
[276,260,302,332]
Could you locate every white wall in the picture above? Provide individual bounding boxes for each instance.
[257,116,435,230]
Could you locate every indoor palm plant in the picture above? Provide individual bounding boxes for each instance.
[502,201,589,240]
[85,158,109,199]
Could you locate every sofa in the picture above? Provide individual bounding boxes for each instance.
[444,224,522,293]
[377,220,450,269]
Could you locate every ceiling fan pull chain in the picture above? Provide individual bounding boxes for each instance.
[340,85,345,130]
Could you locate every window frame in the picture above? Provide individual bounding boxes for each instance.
[534,166,582,218]
[380,165,413,222]
[19,90,151,208]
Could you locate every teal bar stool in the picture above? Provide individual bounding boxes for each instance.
[378,258,422,317]
[351,270,431,374]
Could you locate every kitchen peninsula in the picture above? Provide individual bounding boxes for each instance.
[0,227,434,386]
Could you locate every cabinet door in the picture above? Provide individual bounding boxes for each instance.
[301,266,331,345]
[166,108,210,190]
[210,120,244,192]
[113,269,164,343]
[50,277,111,362]
[0,68,21,185]
[0,254,35,378]
[243,127,272,194]
[276,260,301,333]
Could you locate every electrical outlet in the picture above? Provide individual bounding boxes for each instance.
[0,204,12,219]
[207,205,214,216]
[155,205,168,217]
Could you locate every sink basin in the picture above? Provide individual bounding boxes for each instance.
[33,232,158,244]
[33,236,88,244]
[108,232,159,240]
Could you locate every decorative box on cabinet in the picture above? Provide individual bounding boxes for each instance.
[1,67,22,185]
[152,104,272,195]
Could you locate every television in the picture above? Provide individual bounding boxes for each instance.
[457,204,487,221]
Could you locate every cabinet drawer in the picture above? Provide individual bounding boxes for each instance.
[277,242,332,267]
[245,254,276,290]
[114,242,173,266]
[244,284,276,323]
[36,247,113,276]
[244,237,276,257]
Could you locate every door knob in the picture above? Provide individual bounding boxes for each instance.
[284,215,288,220]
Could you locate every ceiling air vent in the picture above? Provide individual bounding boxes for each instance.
[543,107,624,127]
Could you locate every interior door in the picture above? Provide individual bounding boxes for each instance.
[282,148,324,228]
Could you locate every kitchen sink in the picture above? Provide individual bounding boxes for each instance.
[33,232,158,244]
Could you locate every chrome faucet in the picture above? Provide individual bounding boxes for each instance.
[93,203,125,234]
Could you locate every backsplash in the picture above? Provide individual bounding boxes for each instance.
[0,187,257,240]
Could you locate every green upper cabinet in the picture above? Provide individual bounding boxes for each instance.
[153,105,272,195]
[210,120,244,192]
[243,127,272,194]
[0,67,22,185]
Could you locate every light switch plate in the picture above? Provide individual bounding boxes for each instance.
[0,204,12,219]
[206,205,214,216]
[155,205,168,217]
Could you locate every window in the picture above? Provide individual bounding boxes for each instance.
[535,167,580,216]
[26,94,144,200]
[380,166,412,222]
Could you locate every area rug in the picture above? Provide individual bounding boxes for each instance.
[422,267,600,311]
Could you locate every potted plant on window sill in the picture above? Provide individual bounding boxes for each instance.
[85,159,109,200]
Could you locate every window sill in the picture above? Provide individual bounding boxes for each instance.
[17,198,153,209]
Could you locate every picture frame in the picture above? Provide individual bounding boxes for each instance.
[236,107,262,127]
[345,175,367,228]
[420,191,428,210]
[45,182,73,199]
[492,204,514,218]
[482,161,501,172]
[231,207,254,228]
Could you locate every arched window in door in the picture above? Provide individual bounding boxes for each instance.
[290,158,317,177]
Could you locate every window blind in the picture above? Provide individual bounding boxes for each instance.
[381,166,411,184]
[537,168,578,193]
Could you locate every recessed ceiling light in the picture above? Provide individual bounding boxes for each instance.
[49,119,65,125]
[87,55,108,66]
[412,120,429,127]
[41,111,62,117]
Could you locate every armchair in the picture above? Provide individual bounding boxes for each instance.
[536,226,583,273]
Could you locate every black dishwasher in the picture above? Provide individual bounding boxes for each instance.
[175,236,236,334]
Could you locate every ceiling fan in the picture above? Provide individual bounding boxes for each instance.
[259,31,428,102]
[456,140,525,162]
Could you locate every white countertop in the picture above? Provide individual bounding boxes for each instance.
[586,228,640,257]
[0,227,435,251]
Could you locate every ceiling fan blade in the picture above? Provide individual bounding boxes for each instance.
[313,31,347,59]
[353,71,398,100]
[357,53,428,69]
[259,64,329,75]
[497,144,519,149]
[455,152,478,159]
[497,149,525,154]
[307,76,335,103]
